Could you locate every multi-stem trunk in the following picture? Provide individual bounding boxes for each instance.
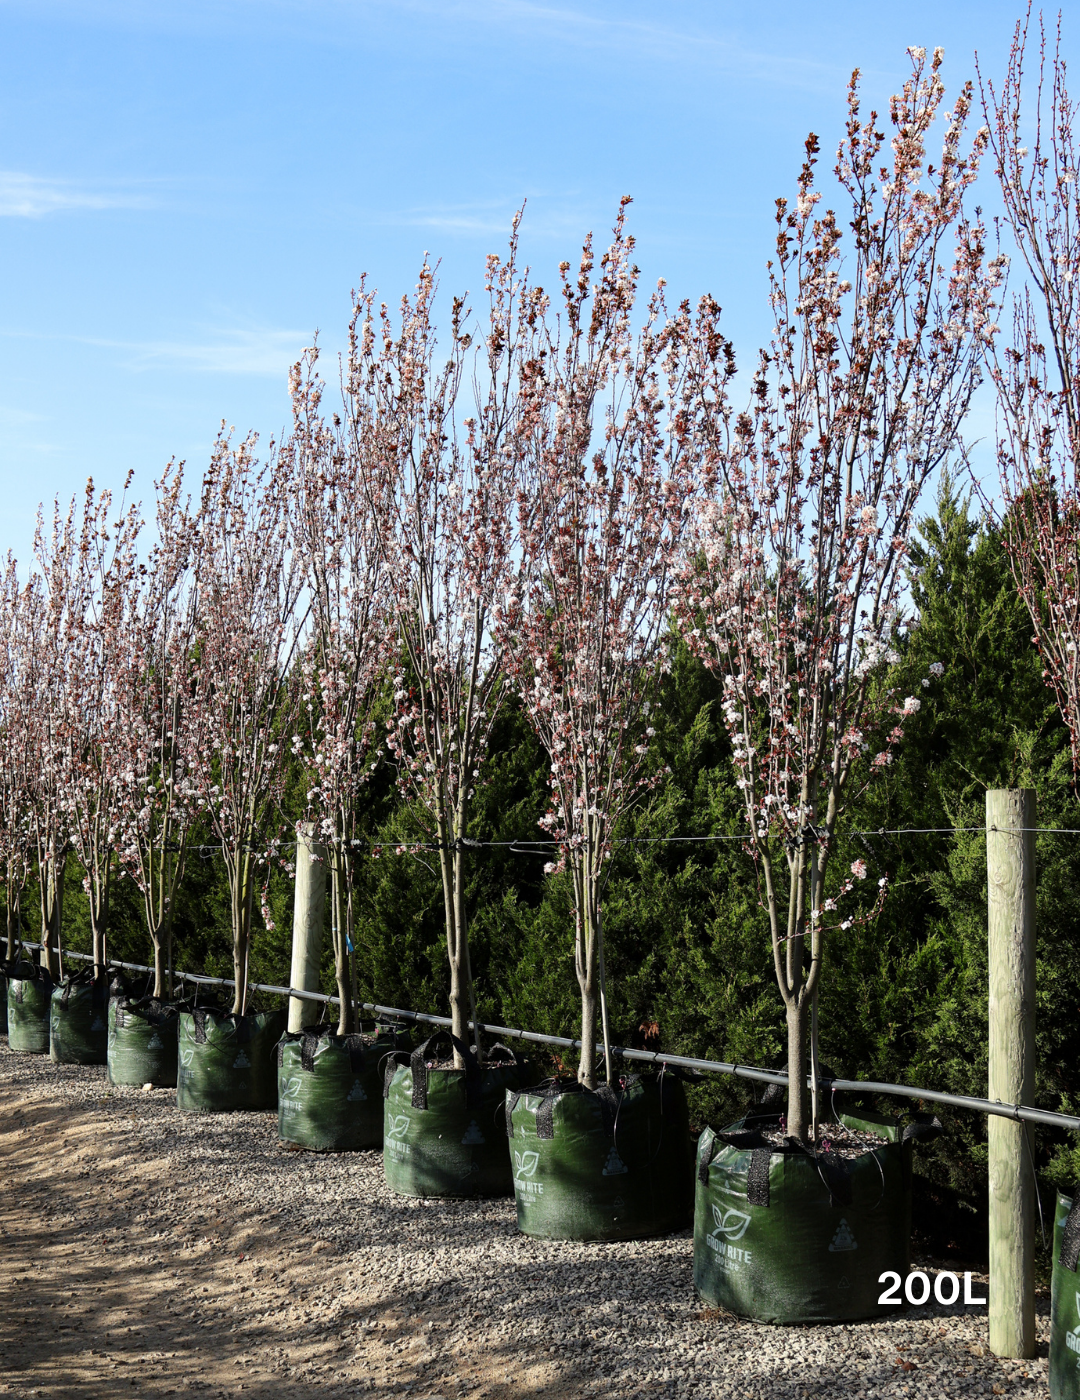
[87,860,111,971]
[572,811,614,1091]
[37,851,64,979]
[436,802,480,1070]
[5,881,22,961]
[230,851,254,1016]
[329,849,355,1036]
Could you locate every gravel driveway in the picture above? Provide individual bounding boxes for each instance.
[0,1039,1051,1398]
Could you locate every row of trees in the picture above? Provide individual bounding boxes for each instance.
[3,30,1079,1145]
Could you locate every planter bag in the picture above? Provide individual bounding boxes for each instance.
[0,959,17,1036]
[277,1022,401,1151]
[693,1112,940,1324]
[1051,1191,1080,1400]
[50,968,112,1065]
[6,961,55,1054]
[382,1030,523,1198]
[177,1006,286,1112]
[506,1072,694,1242]
[108,996,184,1087]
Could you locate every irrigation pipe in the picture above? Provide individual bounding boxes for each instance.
[22,945,1080,1134]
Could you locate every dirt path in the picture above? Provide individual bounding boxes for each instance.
[0,1057,566,1400]
[0,1044,1053,1400]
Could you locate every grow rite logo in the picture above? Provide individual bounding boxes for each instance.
[385,1113,411,1159]
[180,1048,194,1068]
[280,1076,304,1112]
[706,1204,753,1270]
[513,1151,544,1197]
[710,1205,751,1242]
[1067,1291,1080,1357]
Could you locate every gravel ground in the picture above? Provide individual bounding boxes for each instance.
[0,1036,1051,1399]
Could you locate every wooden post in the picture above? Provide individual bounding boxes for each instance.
[288,823,326,1033]
[986,788,1036,1359]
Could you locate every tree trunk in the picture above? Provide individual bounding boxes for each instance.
[785,998,808,1142]
[331,857,353,1036]
[578,969,598,1090]
[90,864,110,971]
[6,886,21,961]
[153,936,168,1001]
[39,856,64,979]
[231,859,252,1016]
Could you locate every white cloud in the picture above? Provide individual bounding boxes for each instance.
[0,324,314,377]
[129,328,313,376]
[0,171,158,218]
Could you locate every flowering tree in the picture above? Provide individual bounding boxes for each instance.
[340,248,522,1063]
[500,202,730,1088]
[187,435,307,1016]
[27,500,83,977]
[0,557,38,960]
[289,346,395,1034]
[982,16,1080,769]
[56,479,141,970]
[113,463,201,997]
[674,51,998,1140]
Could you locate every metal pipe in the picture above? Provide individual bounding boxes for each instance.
[41,945,1080,1133]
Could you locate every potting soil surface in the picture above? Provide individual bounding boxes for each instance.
[0,1039,1051,1399]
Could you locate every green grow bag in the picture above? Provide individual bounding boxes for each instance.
[694,1111,940,1324]
[177,1005,287,1112]
[50,968,111,1065]
[382,1031,523,1198]
[507,1073,694,1242]
[0,960,15,1036]
[6,962,55,1054]
[108,996,183,1087]
[277,1022,406,1151]
[1051,1191,1080,1399]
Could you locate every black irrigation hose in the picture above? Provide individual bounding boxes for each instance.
[34,944,1080,1135]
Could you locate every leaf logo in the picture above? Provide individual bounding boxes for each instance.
[710,1204,751,1241]
[387,1114,411,1139]
[1076,1291,1080,1323]
[514,1150,540,1179]
[285,1077,302,1098]
[180,1048,194,1067]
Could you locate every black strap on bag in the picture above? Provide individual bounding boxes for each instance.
[1061,1194,1080,1273]
[343,1034,366,1074]
[595,1082,620,1136]
[409,1031,481,1111]
[193,1006,209,1044]
[301,1032,320,1073]
[902,1113,943,1145]
[697,1133,719,1186]
[536,1095,556,1140]
[383,1055,399,1099]
[747,1148,772,1206]
[505,1092,521,1140]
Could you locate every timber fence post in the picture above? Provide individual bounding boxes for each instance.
[288,823,327,1033]
[986,787,1036,1360]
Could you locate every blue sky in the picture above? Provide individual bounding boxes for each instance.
[0,0,1060,554]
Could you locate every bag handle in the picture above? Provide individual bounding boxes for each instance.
[1062,1193,1080,1272]
[410,1031,479,1111]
